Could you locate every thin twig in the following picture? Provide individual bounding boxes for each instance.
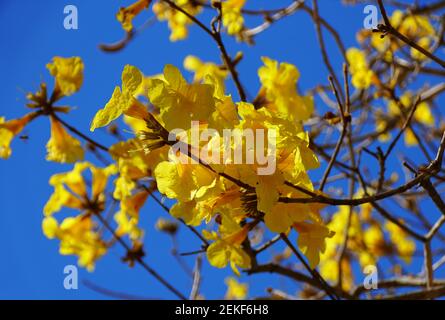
[376,0,445,68]
[280,233,340,300]
[95,212,188,300]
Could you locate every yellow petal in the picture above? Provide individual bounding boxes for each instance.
[116,0,151,32]
[0,125,13,159]
[170,200,202,226]
[91,164,117,199]
[0,113,37,159]
[43,184,83,216]
[46,116,84,163]
[294,222,335,269]
[42,216,59,239]
[147,64,215,130]
[90,87,124,131]
[90,65,142,131]
[207,241,230,268]
[47,56,84,96]
[225,277,248,299]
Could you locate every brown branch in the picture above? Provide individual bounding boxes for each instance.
[424,242,434,289]
[312,0,345,104]
[161,0,247,101]
[95,211,188,300]
[420,179,445,216]
[352,277,445,298]
[384,95,421,158]
[319,76,349,191]
[242,0,305,37]
[83,279,156,300]
[376,0,445,68]
[282,131,445,206]
[378,285,445,300]
[189,255,202,300]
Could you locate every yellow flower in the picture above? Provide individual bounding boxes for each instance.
[116,0,151,32]
[42,215,107,271]
[46,116,84,163]
[392,10,434,39]
[232,103,318,219]
[43,163,116,270]
[205,225,251,276]
[42,216,59,239]
[363,224,385,257]
[0,120,14,159]
[346,48,374,89]
[44,162,117,216]
[225,277,248,299]
[411,37,431,60]
[115,191,149,241]
[124,115,147,133]
[183,55,228,84]
[146,64,215,130]
[258,57,314,122]
[154,159,217,202]
[91,65,146,131]
[398,97,434,129]
[222,0,246,35]
[170,200,204,226]
[385,221,415,264]
[207,96,240,134]
[384,91,434,146]
[0,113,37,159]
[153,0,202,41]
[265,201,313,234]
[170,184,243,226]
[294,221,335,269]
[46,56,84,97]
[375,112,391,143]
[318,205,388,289]
[370,11,434,56]
[319,258,354,291]
[44,183,84,217]
[110,139,167,199]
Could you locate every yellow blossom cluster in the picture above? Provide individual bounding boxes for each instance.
[2,0,442,300]
[89,55,333,273]
[225,277,248,299]
[115,0,248,41]
[1,57,84,162]
[43,162,117,270]
[358,10,435,62]
[376,91,435,146]
[42,159,152,269]
[221,0,246,36]
[348,9,437,148]
[319,204,415,290]
[346,48,375,90]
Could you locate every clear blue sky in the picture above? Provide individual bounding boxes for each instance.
[0,0,443,299]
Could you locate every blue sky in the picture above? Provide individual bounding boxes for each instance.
[0,0,443,299]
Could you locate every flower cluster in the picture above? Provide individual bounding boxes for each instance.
[1,57,84,162]
[346,9,437,148]
[319,203,415,290]
[89,55,332,273]
[3,0,444,300]
[115,0,248,41]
